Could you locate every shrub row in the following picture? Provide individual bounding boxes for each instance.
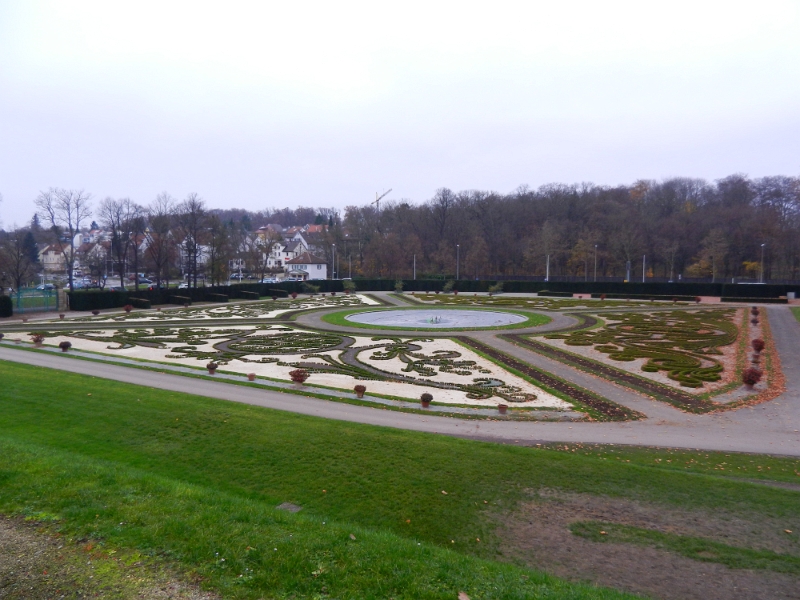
[128,297,151,309]
[720,297,788,304]
[0,295,11,318]
[591,293,698,301]
[537,290,573,297]
[206,293,228,303]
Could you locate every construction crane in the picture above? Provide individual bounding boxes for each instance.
[372,189,392,213]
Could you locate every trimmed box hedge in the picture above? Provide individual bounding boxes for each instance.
[237,291,260,300]
[721,297,788,304]
[205,293,228,303]
[171,295,191,306]
[128,297,152,309]
[0,295,12,318]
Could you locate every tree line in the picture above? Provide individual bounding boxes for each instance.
[1,173,798,291]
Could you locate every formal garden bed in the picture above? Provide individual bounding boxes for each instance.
[63,293,379,322]
[12,325,574,411]
[403,292,687,311]
[507,307,783,412]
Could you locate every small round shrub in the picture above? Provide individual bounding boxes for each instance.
[206,361,218,371]
[695,296,702,304]
[354,384,366,396]
[751,318,759,325]
[289,368,309,383]
[58,340,72,352]
[124,304,133,313]
[742,367,763,386]
[91,310,100,316]
[30,333,45,344]
[420,392,433,403]
[751,306,760,316]
[751,338,765,353]
[291,292,298,299]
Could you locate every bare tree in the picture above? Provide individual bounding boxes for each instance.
[35,188,92,291]
[0,228,38,290]
[98,197,144,289]
[144,193,177,287]
[174,193,207,287]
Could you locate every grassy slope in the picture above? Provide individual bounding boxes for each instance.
[1,361,799,597]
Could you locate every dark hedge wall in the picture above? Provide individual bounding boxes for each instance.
[0,295,12,318]
[67,279,798,311]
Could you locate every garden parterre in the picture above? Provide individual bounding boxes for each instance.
[66,293,379,322]
[23,325,571,410]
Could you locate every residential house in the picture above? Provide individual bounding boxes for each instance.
[285,252,328,280]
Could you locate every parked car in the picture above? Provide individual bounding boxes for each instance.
[260,277,277,283]
[178,282,189,289]
[136,277,153,284]
[36,283,56,290]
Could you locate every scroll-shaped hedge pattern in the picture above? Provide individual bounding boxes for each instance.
[544,309,739,388]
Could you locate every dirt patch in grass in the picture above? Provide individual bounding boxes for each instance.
[495,489,800,600]
[0,516,217,600]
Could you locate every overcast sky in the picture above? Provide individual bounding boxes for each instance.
[1,1,799,228]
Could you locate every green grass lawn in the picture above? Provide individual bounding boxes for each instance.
[1,360,798,598]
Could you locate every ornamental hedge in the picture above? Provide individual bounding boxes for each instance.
[0,295,11,318]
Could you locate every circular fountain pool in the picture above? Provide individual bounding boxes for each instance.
[343,309,528,329]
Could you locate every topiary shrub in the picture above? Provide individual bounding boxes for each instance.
[92,310,100,316]
[59,340,72,352]
[752,338,765,353]
[291,292,298,300]
[420,392,433,406]
[342,280,356,294]
[695,296,702,304]
[289,368,309,385]
[301,282,320,295]
[442,280,455,293]
[30,333,45,345]
[742,367,762,386]
[394,279,404,293]
[123,304,133,313]
[354,384,366,398]
[206,361,218,373]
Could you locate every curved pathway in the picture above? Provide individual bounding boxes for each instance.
[1,295,799,455]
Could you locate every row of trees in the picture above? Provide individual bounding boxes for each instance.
[336,174,800,281]
[2,173,799,292]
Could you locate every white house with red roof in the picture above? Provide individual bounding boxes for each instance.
[285,252,328,280]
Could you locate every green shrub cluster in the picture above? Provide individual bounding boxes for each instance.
[721,297,787,304]
[545,309,739,388]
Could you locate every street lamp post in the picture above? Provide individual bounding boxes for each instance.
[545,254,550,282]
[456,244,460,280]
[642,255,646,283]
[413,254,416,280]
[760,243,766,283]
[331,244,336,280]
[594,244,598,282]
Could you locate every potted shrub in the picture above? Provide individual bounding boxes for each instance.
[58,340,72,352]
[752,338,765,353]
[497,403,508,415]
[206,361,218,374]
[600,294,606,301]
[742,367,762,389]
[331,291,336,296]
[354,384,366,398]
[247,373,256,381]
[30,333,45,347]
[751,306,760,316]
[184,303,189,308]
[751,317,759,325]
[59,313,65,320]
[291,292,298,300]
[289,368,309,388]
[453,290,459,296]
[272,295,278,301]
[420,392,433,408]
[0,333,4,341]
[695,296,702,304]
[124,304,133,313]
[91,310,100,316]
